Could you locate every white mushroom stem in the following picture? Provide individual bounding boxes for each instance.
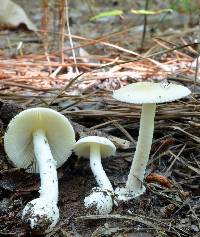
[90,144,113,191]
[126,103,156,193]
[22,129,59,233]
[33,129,58,203]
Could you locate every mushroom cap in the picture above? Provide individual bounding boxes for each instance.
[113,82,191,104]
[74,136,116,159]
[4,107,75,173]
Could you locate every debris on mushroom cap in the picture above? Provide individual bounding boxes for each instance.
[74,136,116,158]
[113,82,191,104]
[84,187,113,214]
[22,197,59,234]
[4,107,75,173]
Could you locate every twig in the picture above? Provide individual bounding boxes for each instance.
[48,72,84,105]
[140,0,149,52]
[164,144,186,176]
[76,214,189,235]
[194,55,199,93]
[42,0,51,72]
[59,0,66,64]
[65,0,79,73]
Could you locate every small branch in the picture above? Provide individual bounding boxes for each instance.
[65,0,79,74]
[42,0,51,72]
[59,0,66,64]
[76,214,189,235]
[194,55,199,93]
[140,0,149,53]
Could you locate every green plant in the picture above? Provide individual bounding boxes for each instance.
[90,9,123,21]
[170,0,197,13]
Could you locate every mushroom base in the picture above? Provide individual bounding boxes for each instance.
[22,197,59,234]
[114,186,146,201]
[84,187,113,214]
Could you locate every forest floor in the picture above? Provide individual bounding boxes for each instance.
[0,1,200,237]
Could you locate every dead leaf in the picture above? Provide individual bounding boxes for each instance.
[0,0,37,31]
[146,172,172,188]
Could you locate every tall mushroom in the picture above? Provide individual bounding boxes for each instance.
[113,82,191,201]
[4,107,75,233]
[74,136,116,214]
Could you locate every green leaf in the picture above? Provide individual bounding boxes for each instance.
[131,8,173,15]
[90,10,123,21]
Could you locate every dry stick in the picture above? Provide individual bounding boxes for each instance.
[111,119,135,143]
[59,0,66,64]
[192,154,200,169]
[59,40,199,70]
[0,81,57,92]
[36,24,198,57]
[140,0,149,53]
[65,0,79,74]
[43,27,135,55]
[64,35,168,70]
[47,43,198,106]
[5,43,196,108]
[109,42,199,68]
[180,37,198,54]
[0,61,99,67]
[164,144,186,177]
[153,37,193,59]
[76,214,189,235]
[1,43,198,70]
[58,90,97,111]
[194,55,199,93]
[163,125,200,143]
[194,15,200,93]
[60,33,193,71]
[37,27,168,70]
[60,107,200,119]
[48,72,85,106]
[90,119,120,130]
[42,0,51,72]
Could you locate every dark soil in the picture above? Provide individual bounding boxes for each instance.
[0,102,199,237]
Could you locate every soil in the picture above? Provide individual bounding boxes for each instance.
[0,101,199,237]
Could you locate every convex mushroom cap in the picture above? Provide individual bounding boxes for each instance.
[113,81,191,104]
[4,107,75,173]
[74,136,116,159]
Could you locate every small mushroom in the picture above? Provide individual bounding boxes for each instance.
[74,136,116,214]
[113,82,191,201]
[4,107,75,233]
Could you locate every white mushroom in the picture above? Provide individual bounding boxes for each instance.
[84,187,113,215]
[4,107,75,233]
[113,82,191,201]
[74,136,116,214]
